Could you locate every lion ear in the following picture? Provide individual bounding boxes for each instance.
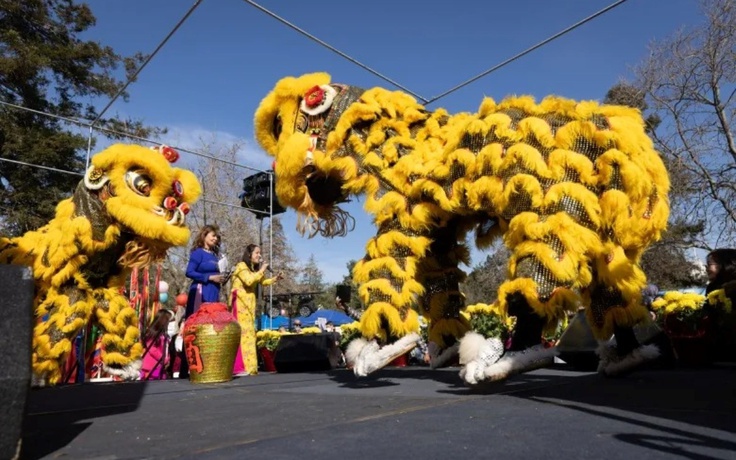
[84,165,109,190]
[173,169,202,205]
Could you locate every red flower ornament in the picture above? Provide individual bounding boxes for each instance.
[300,84,338,116]
[303,86,325,108]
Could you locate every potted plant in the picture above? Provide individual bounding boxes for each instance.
[651,291,711,366]
[256,330,282,372]
[338,322,362,352]
[462,303,514,344]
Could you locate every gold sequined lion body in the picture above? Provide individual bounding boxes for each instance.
[0,144,201,385]
[255,73,669,381]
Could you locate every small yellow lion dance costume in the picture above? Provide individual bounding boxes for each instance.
[255,73,669,383]
[0,144,201,385]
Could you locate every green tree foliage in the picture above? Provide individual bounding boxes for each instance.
[460,245,511,306]
[296,254,332,311]
[0,0,163,236]
[300,254,324,291]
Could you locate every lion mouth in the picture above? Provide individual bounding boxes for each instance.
[305,169,346,207]
[152,206,186,226]
[118,238,170,269]
[295,168,354,238]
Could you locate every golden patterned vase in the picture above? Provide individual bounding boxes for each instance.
[182,302,241,384]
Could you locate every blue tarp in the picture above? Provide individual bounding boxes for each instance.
[257,309,355,330]
[302,309,355,326]
[258,315,290,330]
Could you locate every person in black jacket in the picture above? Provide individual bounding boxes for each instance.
[705,249,736,299]
[704,248,736,361]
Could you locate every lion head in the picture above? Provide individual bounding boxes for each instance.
[254,72,365,237]
[83,143,201,266]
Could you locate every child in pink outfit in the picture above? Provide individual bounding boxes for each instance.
[140,309,173,380]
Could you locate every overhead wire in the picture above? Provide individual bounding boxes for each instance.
[241,0,430,103]
[0,100,267,174]
[92,0,205,125]
[244,0,629,105]
[425,0,631,104]
[0,157,83,177]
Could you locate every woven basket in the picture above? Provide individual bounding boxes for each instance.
[182,302,241,384]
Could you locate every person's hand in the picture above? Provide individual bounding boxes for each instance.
[259,262,269,274]
[209,274,224,284]
[276,270,284,281]
[335,296,345,310]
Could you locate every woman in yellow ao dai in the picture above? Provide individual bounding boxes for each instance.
[230,244,282,375]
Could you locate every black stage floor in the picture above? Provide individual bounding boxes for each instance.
[21,363,736,460]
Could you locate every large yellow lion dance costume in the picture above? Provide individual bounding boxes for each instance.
[255,72,669,383]
[0,144,200,385]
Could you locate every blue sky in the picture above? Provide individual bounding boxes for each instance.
[81,0,704,283]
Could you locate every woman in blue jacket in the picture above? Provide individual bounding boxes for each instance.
[185,225,225,318]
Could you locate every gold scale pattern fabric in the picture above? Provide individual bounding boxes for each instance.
[254,73,670,346]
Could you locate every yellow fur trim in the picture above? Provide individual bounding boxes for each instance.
[359,303,420,341]
[428,317,470,348]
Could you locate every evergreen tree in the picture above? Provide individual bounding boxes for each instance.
[299,254,334,311]
[0,0,163,236]
[300,254,324,290]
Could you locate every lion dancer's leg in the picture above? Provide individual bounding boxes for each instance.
[418,220,471,368]
[590,153,666,375]
[94,285,143,380]
[32,283,97,386]
[344,226,427,376]
[589,244,659,376]
[460,211,598,384]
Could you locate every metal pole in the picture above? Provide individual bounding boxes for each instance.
[258,218,267,329]
[268,172,274,330]
[85,125,93,170]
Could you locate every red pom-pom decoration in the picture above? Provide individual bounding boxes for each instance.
[163,196,178,210]
[160,145,180,163]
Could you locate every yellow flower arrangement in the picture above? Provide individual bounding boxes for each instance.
[256,330,282,351]
[707,289,733,314]
[255,324,329,351]
[651,291,706,316]
[338,321,362,349]
[650,290,711,337]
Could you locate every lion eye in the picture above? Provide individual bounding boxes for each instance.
[125,170,152,196]
[272,114,283,140]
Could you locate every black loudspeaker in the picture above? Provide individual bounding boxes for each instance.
[336,285,351,304]
[274,334,333,373]
[0,265,34,460]
[240,170,286,218]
